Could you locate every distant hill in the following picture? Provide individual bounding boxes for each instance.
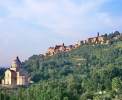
[23,34,122,83]
[12,36,121,100]
[0,32,122,100]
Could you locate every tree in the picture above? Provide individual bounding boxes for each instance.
[112,77,122,92]
[114,31,120,36]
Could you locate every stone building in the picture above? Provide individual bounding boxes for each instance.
[88,33,106,44]
[54,43,66,53]
[46,43,65,56]
[1,57,30,86]
[74,40,84,48]
[46,47,55,56]
[65,45,75,52]
[46,43,75,56]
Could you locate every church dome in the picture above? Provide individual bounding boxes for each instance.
[11,56,22,68]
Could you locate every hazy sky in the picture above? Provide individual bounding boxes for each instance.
[0,0,122,66]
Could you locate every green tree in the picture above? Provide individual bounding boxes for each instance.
[112,77,122,92]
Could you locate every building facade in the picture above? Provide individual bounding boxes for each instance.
[46,43,72,56]
[88,33,106,44]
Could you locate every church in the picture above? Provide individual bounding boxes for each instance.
[1,57,30,86]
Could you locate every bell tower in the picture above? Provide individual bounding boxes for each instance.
[97,32,100,37]
[10,56,22,71]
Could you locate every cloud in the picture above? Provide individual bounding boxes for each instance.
[0,0,115,36]
[0,0,122,66]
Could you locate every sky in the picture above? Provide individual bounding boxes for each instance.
[0,0,122,66]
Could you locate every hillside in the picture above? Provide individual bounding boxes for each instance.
[0,36,122,100]
[24,40,122,81]
[13,39,121,100]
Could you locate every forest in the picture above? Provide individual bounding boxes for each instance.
[0,32,122,100]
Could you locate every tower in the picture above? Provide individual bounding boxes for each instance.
[97,32,100,37]
[10,56,22,71]
[62,43,65,46]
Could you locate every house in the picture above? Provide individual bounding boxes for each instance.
[65,45,75,52]
[74,41,84,48]
[46,47,55,56]
[54,43,66,53]
[46,43,67,56]
[88,33,106,44]
[46,43,76,56]
[1,56,30,87]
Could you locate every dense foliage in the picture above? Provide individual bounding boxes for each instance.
[0,68,6,83]
[0,32,122,100]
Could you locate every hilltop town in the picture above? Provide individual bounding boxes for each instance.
[0,31,122,88]
[0,31,122,100]
[45,31,122,56]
